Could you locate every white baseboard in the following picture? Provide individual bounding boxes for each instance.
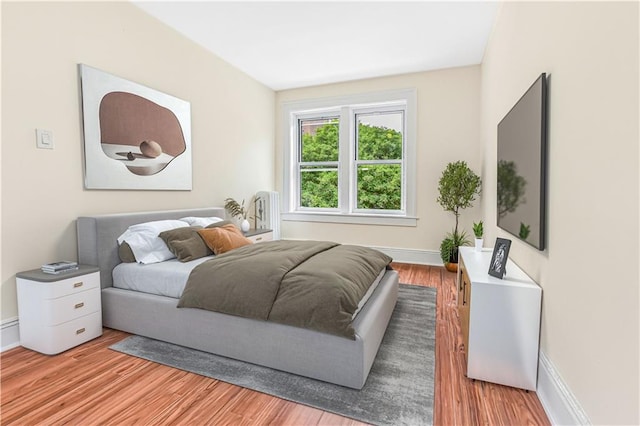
[1,317,20,352]
[537,350,590,425]
[369,246,443,266]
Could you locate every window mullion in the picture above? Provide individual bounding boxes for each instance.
[338,107,351,214]
[299,161,339,167]
[293,118,301,211]
[355,159,402,165]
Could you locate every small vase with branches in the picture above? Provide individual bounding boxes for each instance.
[224,197,250,232]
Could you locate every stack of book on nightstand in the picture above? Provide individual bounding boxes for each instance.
[41,261,78,274]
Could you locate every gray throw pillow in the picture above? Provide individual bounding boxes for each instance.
[159,226,213,262]
[118,242,137,263]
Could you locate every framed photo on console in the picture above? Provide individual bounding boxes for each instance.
[488,238,511,279]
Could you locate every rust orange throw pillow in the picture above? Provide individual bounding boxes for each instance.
[197,224,252,255]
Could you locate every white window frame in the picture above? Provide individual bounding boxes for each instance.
[282,89,417,226]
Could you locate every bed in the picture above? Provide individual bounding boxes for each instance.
[77,207,399,389]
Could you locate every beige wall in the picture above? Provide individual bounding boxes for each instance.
[481,2,639,424]
[1,2,275,321]
[275,67,482,250]
[4,2,637,422]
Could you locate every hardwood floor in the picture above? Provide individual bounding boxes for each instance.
[395,263,550,426]
[1,263,550,425]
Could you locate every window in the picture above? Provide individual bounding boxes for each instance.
[299,117,339,209]
[283,89,417,226]
[355,110,403,212]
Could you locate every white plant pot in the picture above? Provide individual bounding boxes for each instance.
[475,238,483,252]
[240,219,250,232]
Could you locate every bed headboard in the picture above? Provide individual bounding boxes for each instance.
[77,207,225,289]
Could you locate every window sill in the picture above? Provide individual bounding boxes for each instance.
[281,212,417,227]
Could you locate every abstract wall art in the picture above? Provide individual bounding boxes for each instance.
[79,64,192,190]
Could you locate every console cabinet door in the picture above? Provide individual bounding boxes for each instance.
[458,258,471,373]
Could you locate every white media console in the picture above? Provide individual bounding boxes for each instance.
[457,246,542,391]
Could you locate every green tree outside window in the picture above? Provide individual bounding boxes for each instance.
[300,121,403,210]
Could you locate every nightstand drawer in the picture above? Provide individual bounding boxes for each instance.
[18,271,100,300]
[40,288,101,326]
[247,231,273,243]
[20,311,102,355]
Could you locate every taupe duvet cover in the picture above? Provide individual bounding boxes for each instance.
[177,240,392,339]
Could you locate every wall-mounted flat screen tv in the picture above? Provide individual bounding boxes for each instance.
[497,73,547,250]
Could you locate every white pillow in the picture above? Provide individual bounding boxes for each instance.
[179,216,224,227]
[117,220,189,264]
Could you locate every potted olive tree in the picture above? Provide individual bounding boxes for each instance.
[437,161,482,272]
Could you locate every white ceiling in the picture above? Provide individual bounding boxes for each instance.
[133,1,499,91]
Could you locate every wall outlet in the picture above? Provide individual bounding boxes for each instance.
[36,129,54,149]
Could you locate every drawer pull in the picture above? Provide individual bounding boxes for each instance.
[255,237,263,241]
[74,302,85,309]
[76,328,86,335]
[73,282,83,288]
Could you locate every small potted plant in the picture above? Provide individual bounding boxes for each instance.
[224,198,250,232]
[473,221,484,252]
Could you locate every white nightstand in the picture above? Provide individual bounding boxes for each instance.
[244,228,273,244]
[16,265,103,355]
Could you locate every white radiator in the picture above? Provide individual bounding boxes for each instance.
[255,191,280,240]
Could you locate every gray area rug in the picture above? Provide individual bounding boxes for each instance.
[110,284,436,426]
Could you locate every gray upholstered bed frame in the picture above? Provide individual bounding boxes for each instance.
[77,207,399,389]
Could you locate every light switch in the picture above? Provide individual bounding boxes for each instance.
[36,129,54,149]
